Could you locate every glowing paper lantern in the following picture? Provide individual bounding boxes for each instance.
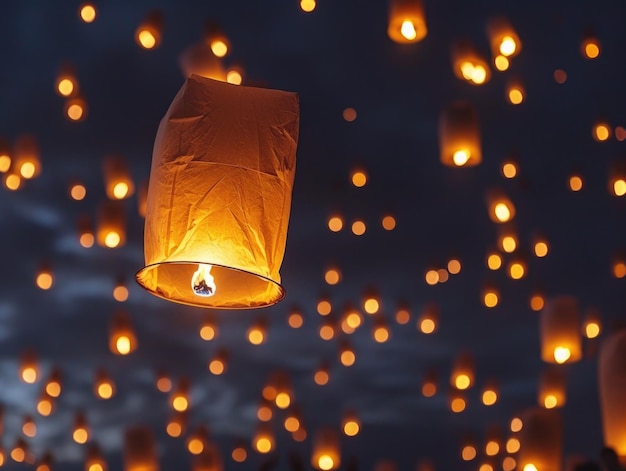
[79,3,97,23]
[311,428,341,471]
[187,426,209,455]
[342,410,360,437]
[507,80,525,105]
[538,367,566,409]
[339,340,356,366]
[65,95,88,121]
[422,369,437,397]
[0,139,11,173]
[451,352,474,390]
[36,452,52,471]
[599,329,626,463]
[204,22,230,58]
[97,201,126,248]
[452,41,491,86]
[179,42,227,81]
[583,308,602,339]
[439,101,481,167]
[581,32,601,59]
[609,161,626,197]
[208,349,228,375]
[481,380,499,406]
[253,424,275,454]
[124,427,158,471]
[20,351,38,384]
[37,392,54,416]
[55,64,78,97]
[109,311,137,356]
[73,413,89,444]
[193,442,222,471]
[486,189,515,223]
[104,156,134,200]
[94,369,115,400]
[86,444,107,471]
[387,0,427,44]
[226,66,244,85]
[166,412,186,437]
[136,76,299,309]
[78,215,95,248]
[22,416,36,438]
[540,296,581,364]
[461,435,477,461]
[136,11,163,50]
[518,408,562,471]
[13,135,40,180]
[487,18,521,59]
[45,368,62,397]
[418,303,439,334]
[171,378,190,412]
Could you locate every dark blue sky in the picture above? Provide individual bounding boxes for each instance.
[0,0,625,470]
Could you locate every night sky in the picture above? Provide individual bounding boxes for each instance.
[1,0,626,470]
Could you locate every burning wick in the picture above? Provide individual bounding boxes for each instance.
[191,264,216,297]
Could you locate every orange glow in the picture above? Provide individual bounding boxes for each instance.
[437,268,449,283]
[157,375,172,393]
[487,252,502,270]
[97,381,114,400]
[499,36,517,56]
[425,269,439,285]
[188,438,204,455]
[506,437,521,453]
[36,270,54,290]
[494,202,513,222]
[583,39,601,59]
[351,220,366,236]
[0,153,10,173]
[508,261,526,280]
[104,231,121,248]
[420,318,436,334]
[343,108,357,122]
[340,348,356,367]
[544,394,558,409]
[382,215,397,230]
[166,420,182,438]
[137,28,158,49]
[483,290,499,308]
[210,39,229,58]
[79,4,97,23]
[324,268,341,285]
[363,297,379,315]
[247,326,265,345]
[66,98,86,121]
[262,384,277,401]
[450,397,466,413]
[534,240,549,257]
[80,232,95,248]
[22,418,36,438]
[447,259,461,274]
[422,382,436,397]
[553,346,571,364]
[113,283,129,302]
[300,0,317,13]
[462,445,476,461]
[4,173,22,191]
[485,440,500,456]
[284,416,300,432]
[70,183,87,200]
[351,170,367,187]
[22,366,38,384]
[227,69,243,85]
[494,55,509,71]
[314,368,329,386]
[569,175,583,191]
[232,446,247,462]
[288,311,304,328]
[115,335,131,355]
[508,87,524,105]
[373,325,390,343]
[613,179,626,197]
[200,320,217,341]
[73,427,89,444]
[585,321,601,339]
[510,417,523,432]
[57,76,77,97]
[255,437,273,454]
[482,389,498,406]
[328,216,343,232]
[209,357,226,375]
[275,391,291,409]
[594,123,611,141]
[500,234,518,253]
[317,299,332,316]
[455,374,471,390]
[395,308,410,325]
[37,395,53,416]
[257,404,272,422]
[319,323,335,340]
[554,69,567,84]
[11,447,25,463]
[502,162,517,178]
[530,294,545,312]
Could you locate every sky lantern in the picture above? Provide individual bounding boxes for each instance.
[36,452,52,471]
[540,296,581,364]
[341,304,363,334]
[581,32,601,59]
[362,289,380,314]
[253,423,275,454]
[78,215,95,248]
[339,340,356,367]
[226,66,244,85]
[0,139,10,173]
[257,398,273,422]
[231,442,247,463]
[104,156,134,200]
[124,427,158,471]
[314,362,330,386]
[612,253,626,279]
[284,407,302,432]
[451,352,474,390]
[166,411,186,437]
[22,416,36,438]
[45,368,62,397]
[482,285,499,308]
[498,224,518,253]
[518,408,562,471]
[312,428,341,471]
[593,121,611,141]
[204,22,230,58]
[247,318,267,345]
[79,3,97,23]
[533,235,550,258]
[199,315,218,341]
[486,189,515,223]
[20,351,38,384]
[387,0,427,44]
[481,380,499,406]
[501,158,519,179]
[507,79,525,105]
[55,64,78,97]
[37,392,54,416]
[372,315,390,343]
[461,435,477,461]
[73,412,89,444]
[319,317,336,340]
[598,329,626,463]
[187,426,209,455]
[35,264,54,290]
[417,303,438,334]
[13,134,40,180]
[136,75,299,309]
[179,42,227,81]
[485,426,502,456]
[69,181,87,200]
[449,389,467,413]
[86,444,107,471]
[94,368,115,400]
[422,369,437,397]
[452,41,491,86]
[65,95,88,122]
[97,201,126,248]
[171,378,190,412]
[155,370,172,393]
[342,410,360,437]
[135,11,163,50]
[208,349,228,375]
[582,308,601,339]
[10,439,28,464]
[113,278,129,302]
[439,101,481,167]
[507,257,527,280]
[193,442,222,471]
[609,161,626,197]
[487,17,521,61]
[109,311,137,356]
[317,296,332,316]
[538,367,566,409]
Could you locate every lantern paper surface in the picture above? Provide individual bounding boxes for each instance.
[599,330,626,463]
[136,75,299,309]
[518,408,562,471]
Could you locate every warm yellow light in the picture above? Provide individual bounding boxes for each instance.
[284,416,300,432]
[506,437,521,453]
[20,161,36,179]
[482,390,497,406]
[115,336,131,355]
[227,70,243,85]
[363,298,379,315]
[484,291,499,308]
[351,220,366,236]
[97,382,114,399]
[328,216,343,232]
[80,232,95,248]
[437,269,449,283]
[166,421,182,437]
[508,262,525,280]
[232,447,247,462]
[451,397,466,412]
[104,231,121,248]
[113,285,129,302]
[613,179,626,196]
[340,349,356,367]
[11,448,25,462]
[319,324,335,340]
[209,359,225,375]
[67,103,85,121]
[420,318,436,334]
[210,40,228,58]
[494,202,512,222]
[4,173,21,190]
[351,171,367,187]
[502,162,517,178]
[22,420,36,438]
[255,437,273,454]
[57,78,75,97]
[300,0,316,13]
[173,395,188,412]
[382,215,397,231]
[447,259,461,274]
[530,294,545,312]
[247,328,265,345]
[400,19,417,40]
[479,464,493,471]
[501,235,517,253]
[325,269,341,285]
[314,369,329,386]
[460,62,475,80]
[200,323,216,341]
[422,382,436,397]
[569,175,583,191]
[188,438,204,455]
[499,36,517,56]
[543,394,558,409]
[70,184,87,200]
[73,427,89,444]
[275,392,291,409]
[346,311,362,329]
[36,272,53,290]
[37,397,53,416]
[373,325,389,343]
[0,154,10,173]
[534,241,549,257]
[453,150,470,166]
[487,253,502,270]
[317,300,332,316]
[524,464,538,471]
[485,441,500,456]
[510,417,523,432]
[455,374,471,390]
[508,88,524,105]
[191,263,216,297]
[262,385,277,401]
[46,380,61,397]
[79,4,97,23]
[462,445,476,461]
[22,367,38,384]
[137,29,157,49]
[584,42,600,59]
[343,420,360,437]
[288,312,304,328]
[425,269,439,285]
[585,321,601,339]
[318,455,335,471]
[471,65,487,84]
[553,346,571,364]
[494,55,510,71]
[594,124,611,141]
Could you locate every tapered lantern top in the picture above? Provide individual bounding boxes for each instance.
[137,75,299,309]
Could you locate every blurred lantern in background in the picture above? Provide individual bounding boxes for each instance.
[439,101,481,167]
[486,189,516,223]
[311,428,341,471]
[20,351,38,384]
[113,277,129,302]
[486,17,521,68]
[97,201,126,248]
[13,134,40,180]
[518,408,562,471]
[187,426,209,455]
[72,412,89,444]
[461,435,477,461]
[94,369,115,400]
[124,427,158,471]
[193,441,222,471]
[79,3,97,23]
[253,423,275,454]
[451,40,491,86]
[179,42,227,80]
[204,21,230,58]
[506,79,525,105]
[136,75,299,309]
[583,308,602,339]
[481,380,499,406]
[387,0,427,44]
[170,378,190,412]
[540,297,581,364]
[226,65,244,85]
[451,352,474,390]
[86,444,107,471]
[109,311,137,356]
[22,416,36,438]
[135,11,163,50]
[599,329,626,464]
[422,369,437,397]
[538,367,566,409]
[581,31,601,59]
[78,215,95,248]
[55,64,78,97]
[65,95,88,122]
[208,349,228,375]
[608,160,626,197]
[0,139,10,173]
[44,368,61,398]
[35,263,54,290]
[103,156,134,200]
[342,410,360,437]
[166,411,186,438]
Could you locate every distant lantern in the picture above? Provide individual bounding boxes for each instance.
[341,304,363,334]
[113,278,129,302]
[540,296,581,364]
[319,318,336,341]
[481,380,499,406]
[78,215,95,248]
[387,0,427,44]
[569,174,584,191]
[103,156,134,200]
[136,11,163,50]
[530,292,545,312]
[372,315,390,343]
[284,408,302,432]
[422,369,437,397]
[312,429,341,471]
[73,413,89,444]
[204,22,230,58]
[507,80,525,105]
[324,267,341,285]
[609,161,626,197]
[187,426,209,455]
[253,424,275,454]
[339,341,356,367]
[507,258,527,280]
[69,181,87,200]
[461,435,477,461]
[518,408,562,471]
[486,250,502,270]
[231,442,247,463]
[200,316,218,341]
[300,0,317,13]
[501,159,519,179]
[136,75,299,309]
[20,351,38,384]
[439,101,481,167]
[65,95,88,121]
[208,349,228,375]
[418,303,439,334]
[613,254,626,279]
[109,311,137,356]
[55,64,78,97]
[86,444,107,471]
[486,189,515,223]
[599,330,626,463]
[342,410,360,437]
[483,285,499,308]
[22,416,36,438]
[288,308,304,329]
[582,308,601,339]
[3,172,21,191]
[10,439,28,463]
[485,426,502,456]
[451,41,491,86]
[35,264,54,290]
[45,368,62,397]
[97,201,126,248]
[538,367,566,409]
[581,32,601,59]
[14,134,41,180]
[124,427,158,471]
[314,362,330,386]
[257,398,273,422]
[317,297,332,316]
[226,66,244,85]
[247,319,267,345]
[451,352,474,390]
[156,370,172,393]
[37,392,54,416]
[498,225,518,253]
[37,452,52,471]
[193,442,222,471]
[593,121,611,142]
[487,17,521,59]
[94,369,115,400]
[449,389,467,412]
[79,3,97,23]
[533,235,550,258]
[395,305,410,325]
[179,42,227,81]
[166,412,186,437]
[171,378,190,412]
[0,139,11,173]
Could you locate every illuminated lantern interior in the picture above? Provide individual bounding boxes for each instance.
[540,296,581,364]
[439,101,482,167]
[452,40,491,86]
[124,427,158,471]
[109,311,137,356]
[599,330,626,463]
[518,408,563,471]
[387,0,428,44]
[538,367,566,409]
[311,428,341,471]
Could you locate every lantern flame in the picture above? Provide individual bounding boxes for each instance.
[400,20,417,40]
[453,150,470,166]
[553,346,571,364]
[192,263,216,297]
